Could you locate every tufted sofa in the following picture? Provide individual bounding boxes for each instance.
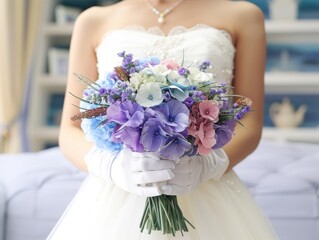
[235,140,319,240]
[0,148,86,240]
[0,139,318,240]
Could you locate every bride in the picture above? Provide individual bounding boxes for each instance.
[47,0,278,239]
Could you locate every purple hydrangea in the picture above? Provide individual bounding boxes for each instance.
[160,133,192,160]
[106,100,145,128]
[140,118,172,152]
[152,100,189,133]
[213,120,235,149]
[118,127,144,152]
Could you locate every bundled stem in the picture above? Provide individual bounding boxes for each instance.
[140,195,195,236]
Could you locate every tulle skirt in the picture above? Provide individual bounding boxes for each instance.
[46,170,278,240]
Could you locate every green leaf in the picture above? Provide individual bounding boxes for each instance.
[73,73,101,91]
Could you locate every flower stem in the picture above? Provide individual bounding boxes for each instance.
[140,195,195,236]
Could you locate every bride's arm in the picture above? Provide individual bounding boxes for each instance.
[59,8,103,171]
[223,3,266,171]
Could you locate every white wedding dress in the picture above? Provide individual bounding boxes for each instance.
[47,24,279,240]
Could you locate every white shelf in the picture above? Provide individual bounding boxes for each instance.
[41,74,67,88]
[44,20,319,36]
[43,20,319,36]
[265,20,319,34]
[44,23,74,36]
[265,72,319,93]
[34,126,60,141]
[262,127,319,143]
[266,20,319,43]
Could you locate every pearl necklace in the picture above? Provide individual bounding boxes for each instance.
[145,0,185,24]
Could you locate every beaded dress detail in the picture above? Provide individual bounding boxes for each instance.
[96,24,235,87]
[47,25,278,240]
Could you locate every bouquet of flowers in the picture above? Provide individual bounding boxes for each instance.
[71,51,252,236]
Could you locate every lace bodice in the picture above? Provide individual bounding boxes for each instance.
[95,24,236,85]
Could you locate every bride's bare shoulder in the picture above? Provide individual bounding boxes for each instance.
[225,1,265,25]
[71,3,124,46]
[73,5,114,28]
[74,0,130,25]
[219,0,265,41]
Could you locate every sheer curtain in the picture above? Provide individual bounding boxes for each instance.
[0,0,42,153]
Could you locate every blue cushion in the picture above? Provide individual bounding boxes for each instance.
[0,183,5,240]
[0,147,86,240]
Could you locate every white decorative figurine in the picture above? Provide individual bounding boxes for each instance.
[269,97,307,128]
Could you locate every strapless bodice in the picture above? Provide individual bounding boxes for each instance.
[95,24,236,85]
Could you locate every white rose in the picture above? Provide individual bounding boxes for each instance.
[135,82,163,107]
[130,72,143,90]
[168,71,190,88]
[188,67,213,84]
[130,71,156,90]
[147,65,170,86]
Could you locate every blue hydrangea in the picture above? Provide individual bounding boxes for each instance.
[97,73,116,89]
[80,77,122,152]
[81,117,122,152]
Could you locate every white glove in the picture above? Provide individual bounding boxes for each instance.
[160,149,229,195]
[84,146,175,197]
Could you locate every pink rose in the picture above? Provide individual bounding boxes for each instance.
[199,100,220,123]
[198,121,216,149]
[188,102,205,138]
[188,101,218,155]
[197,141,213,155]
[161,59,180,70]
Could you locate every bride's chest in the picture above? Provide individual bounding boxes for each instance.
[95,25,236,84]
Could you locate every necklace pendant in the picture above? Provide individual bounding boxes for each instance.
[158,14,165,24]
[146,0,185,24]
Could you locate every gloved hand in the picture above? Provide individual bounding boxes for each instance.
[160,149,229,195]
[84,146,175,197]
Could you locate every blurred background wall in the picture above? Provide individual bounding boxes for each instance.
[0,0,318,153]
